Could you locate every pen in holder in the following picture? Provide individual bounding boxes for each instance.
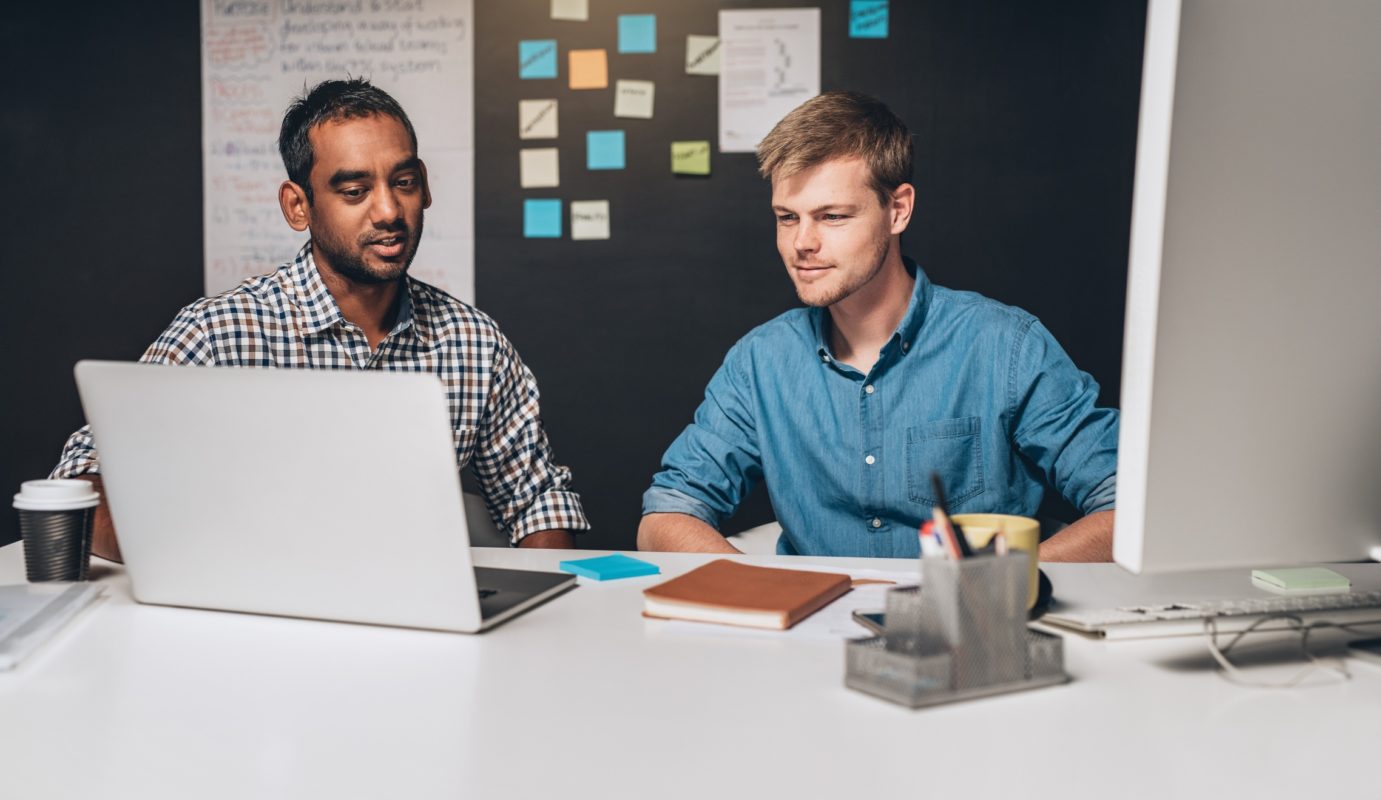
[845,552,1067,708]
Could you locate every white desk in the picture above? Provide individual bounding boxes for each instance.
[1,544,1377,799]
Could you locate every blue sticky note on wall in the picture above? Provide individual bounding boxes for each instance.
[559,554,661,581]
[523,199,562,238]
[850,0,889,38]
[618,14,656,54]
[587,130,626,170]
[519,39,558,79]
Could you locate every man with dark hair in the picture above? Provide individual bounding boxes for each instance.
[54,78,588,560]
[639,91,1119,561]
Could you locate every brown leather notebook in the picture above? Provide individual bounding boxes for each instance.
[642,559,853,630]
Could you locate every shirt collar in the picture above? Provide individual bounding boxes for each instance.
[394,277,424,344]
[813,257,932,362]
[894,258,932,353]
[287,243,346,335]
[286,242,425,343]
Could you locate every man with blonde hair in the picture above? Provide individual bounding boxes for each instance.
[639,91,1118,561]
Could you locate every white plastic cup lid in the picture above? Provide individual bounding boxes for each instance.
[13,479,101,511]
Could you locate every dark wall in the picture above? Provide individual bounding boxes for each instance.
[1,3,204,548]
[0,1,1144,550]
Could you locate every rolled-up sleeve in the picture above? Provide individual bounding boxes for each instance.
[642,343,763,529]
[51,426,99,479]
[472,333,589,544]
[50,304,214,479]
[1008,319,1120,515]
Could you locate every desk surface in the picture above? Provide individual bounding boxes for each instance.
[1,545,1377,799]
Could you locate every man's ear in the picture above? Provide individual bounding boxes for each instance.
[889,183,915,236]
[419,159,433,209]
[279,181,311,232]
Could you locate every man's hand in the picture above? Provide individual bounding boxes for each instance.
[1038,509,1114,562]
[73,475,122,563]
[517,529,575,549]
[637,513,742,554]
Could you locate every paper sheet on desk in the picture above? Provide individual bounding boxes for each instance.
[652,568,917,641]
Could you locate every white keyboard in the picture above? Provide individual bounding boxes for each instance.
[1041,590,1381,639]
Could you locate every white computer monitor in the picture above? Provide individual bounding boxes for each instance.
[1114,0,1381,573]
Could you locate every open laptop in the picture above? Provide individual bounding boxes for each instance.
[73,360,576,632]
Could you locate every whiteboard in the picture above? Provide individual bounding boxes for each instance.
[200,0,474,301]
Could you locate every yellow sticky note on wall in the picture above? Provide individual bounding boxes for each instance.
[671,140,711,175]
[569,49,608,89]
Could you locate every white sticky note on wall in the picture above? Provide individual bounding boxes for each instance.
[613,80,655,119]
[520,148,560,188]
[686,35,721,75]
[519,99,559,139]
[551,0,588,21]
[571,200,611,240]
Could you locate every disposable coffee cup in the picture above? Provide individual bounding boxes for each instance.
[13,479,101,582]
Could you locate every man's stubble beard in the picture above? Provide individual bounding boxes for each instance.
[794,232,891,308]
[314,213,425,285]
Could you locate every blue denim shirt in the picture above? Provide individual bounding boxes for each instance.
[642,261,1119,557]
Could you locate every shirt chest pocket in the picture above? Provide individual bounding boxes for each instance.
[453,427,479,470]
[905,417,985,508]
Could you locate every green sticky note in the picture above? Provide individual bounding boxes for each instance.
[1251,567,1351,593]
[671,140,711,175]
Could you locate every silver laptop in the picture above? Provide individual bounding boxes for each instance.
[73,360,575,632]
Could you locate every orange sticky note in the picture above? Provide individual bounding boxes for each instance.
[569,49,608,90]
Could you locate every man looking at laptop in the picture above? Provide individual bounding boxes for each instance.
[638,92,1119,561]
[52,78,588,560]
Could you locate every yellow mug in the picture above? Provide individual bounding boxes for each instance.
[950,513,1042,610]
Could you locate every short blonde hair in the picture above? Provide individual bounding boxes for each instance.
[756,91,912,206]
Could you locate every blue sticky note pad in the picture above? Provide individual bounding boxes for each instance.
[559,554,661,581]
[523,199,562,238]
[519,39,558,79]
[618,14,656,54]
[587,130,626,170]
[850,0,889,38]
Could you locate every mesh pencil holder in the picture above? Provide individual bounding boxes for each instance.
[845,553,1067,708]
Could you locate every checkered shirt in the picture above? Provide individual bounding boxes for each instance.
[52,244,589,544]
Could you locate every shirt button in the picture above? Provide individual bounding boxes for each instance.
[865,454,876,465]
[865,384,875,394]
[901,342,910,352]
[821,354,830,363]
[871,517,882,528]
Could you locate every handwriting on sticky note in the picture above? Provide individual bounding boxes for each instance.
[849,0,889,38]
[569,48,608,89]
[671,140,711,175]
[519,99,558,139]
[614,80,655,119]
[686,35,721,75]
[519,40,558,79]
[571,200,611,240]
